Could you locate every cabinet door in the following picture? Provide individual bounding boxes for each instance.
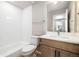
[60,50,79,57]
[37,45,55,57]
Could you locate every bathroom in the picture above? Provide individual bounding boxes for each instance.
[0,1,79,57]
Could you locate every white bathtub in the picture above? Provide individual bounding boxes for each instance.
[0,41,29,57]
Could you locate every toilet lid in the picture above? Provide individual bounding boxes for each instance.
[22,45,36,52]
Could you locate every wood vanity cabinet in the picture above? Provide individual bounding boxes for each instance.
[59,50,79,57]
[37,38,79,57]
[37,44,55,57]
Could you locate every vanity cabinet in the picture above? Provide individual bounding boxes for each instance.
[37,44,55,57]
[60,50,79,57]
[37,38,79,57]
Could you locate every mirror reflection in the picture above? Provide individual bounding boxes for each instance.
[47,1,70,32]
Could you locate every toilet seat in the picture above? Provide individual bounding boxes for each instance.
[21,45,36,56]
[22,45,36,52]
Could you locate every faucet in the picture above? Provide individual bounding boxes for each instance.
[57,30,60,36]
[57,26,61,36]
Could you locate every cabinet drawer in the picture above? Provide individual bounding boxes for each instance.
[40,38,79,54]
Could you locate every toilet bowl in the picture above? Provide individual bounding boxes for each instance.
[21,45,37,57]
[21,36,39,57]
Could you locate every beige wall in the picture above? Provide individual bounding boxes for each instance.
[76,1,79,32]
[68,1,76,32]
[32,3,47,36]
[47,12,53,31]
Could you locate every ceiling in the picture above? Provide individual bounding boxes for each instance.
[47,1,70,12]
[7,1,35,9]
[7,1,70,12]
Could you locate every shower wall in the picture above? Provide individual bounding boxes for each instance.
[0,2,32,47]
[22,5,32,43]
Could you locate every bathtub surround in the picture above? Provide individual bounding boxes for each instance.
[0,2,22,47]
[0,42,28,57]
[0,2,32,48]
[22,5,32,44]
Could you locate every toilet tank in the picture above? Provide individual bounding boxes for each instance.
[30,36,39,46]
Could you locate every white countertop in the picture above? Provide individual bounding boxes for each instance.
[39,32,79,44]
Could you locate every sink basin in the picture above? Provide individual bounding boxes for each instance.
[47,34,68,39]
[58,35,68,39]
[42,32,79,44]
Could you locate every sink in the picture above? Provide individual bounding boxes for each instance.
[47,34,68,39]
[58,35,68,39]
[43,32,79,44]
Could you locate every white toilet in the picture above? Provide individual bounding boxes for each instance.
[21,36,39,57]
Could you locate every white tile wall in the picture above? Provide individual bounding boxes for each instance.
[0,2,32,47]
[0,2,22,47]
[22,5,32,43]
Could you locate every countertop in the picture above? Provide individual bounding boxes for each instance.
[39,32,79,44]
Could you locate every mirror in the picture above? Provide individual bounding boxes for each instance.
[47,1,70,32]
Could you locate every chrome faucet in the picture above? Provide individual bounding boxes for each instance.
[57,30,60,36]
[57,26,61,36]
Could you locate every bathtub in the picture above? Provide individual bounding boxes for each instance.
[0,41,29,57]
